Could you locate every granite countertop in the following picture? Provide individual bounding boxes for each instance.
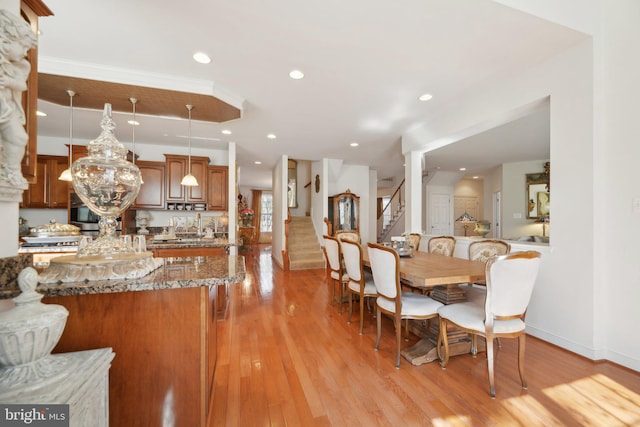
[1,255,245,299]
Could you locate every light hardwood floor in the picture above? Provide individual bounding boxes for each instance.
[213,245,640,426]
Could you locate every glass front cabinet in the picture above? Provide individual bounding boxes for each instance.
[327,190,359,234]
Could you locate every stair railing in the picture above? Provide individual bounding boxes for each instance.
[378,178,406,242]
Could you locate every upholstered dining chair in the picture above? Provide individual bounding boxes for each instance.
[403,233,422,252]
[437,251,542,397]
[322,235,349,312]
[367,242,443,368]
[340,239,377,334]
[335,231,361,244]
[427,236,456,257]
[464,239,511,304]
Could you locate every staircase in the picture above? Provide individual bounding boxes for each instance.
[287,216,325,270]
[378,203,405,242]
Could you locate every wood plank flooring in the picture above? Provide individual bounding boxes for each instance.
[213,245,640,426]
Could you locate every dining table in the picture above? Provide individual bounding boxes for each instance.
[362,248,486,365]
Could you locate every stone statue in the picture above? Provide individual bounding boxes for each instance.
[0,10,37,188]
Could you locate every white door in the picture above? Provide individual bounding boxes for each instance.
[429,193,451,235]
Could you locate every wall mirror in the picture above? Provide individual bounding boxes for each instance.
[328,190,360,233]
[526,162,550,219]
[287,159,297,208]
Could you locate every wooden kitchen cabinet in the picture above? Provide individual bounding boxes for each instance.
[133,160,165,209]
[165,154,209,204]
[207,166,228,211]
[22,155,69,208]
[20,0,54,185]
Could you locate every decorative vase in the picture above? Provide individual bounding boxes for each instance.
[71,104,142,258]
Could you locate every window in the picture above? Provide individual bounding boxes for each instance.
[260,193,272,232]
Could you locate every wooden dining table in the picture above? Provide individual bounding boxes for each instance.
[362,248,487,365]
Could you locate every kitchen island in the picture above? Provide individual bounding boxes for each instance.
[2,254,245,427]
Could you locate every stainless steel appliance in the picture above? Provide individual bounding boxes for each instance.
[69,192,121,236]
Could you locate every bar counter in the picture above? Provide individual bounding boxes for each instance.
[3,255,246,427]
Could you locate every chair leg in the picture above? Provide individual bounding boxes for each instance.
[437,317,450,368]
[518,334,527,390]
[347,289,353,324]
[404,319,409,341]
[470,334,478,356]
[395,316,401,368]
[338,281,344,313]
[359,293,365,335]
[374,307,382,351]
[487,332,496,398]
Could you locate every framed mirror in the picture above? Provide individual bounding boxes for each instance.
[287,159,297,208]
[526,162,550,219]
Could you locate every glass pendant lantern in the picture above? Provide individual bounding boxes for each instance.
[71,104,142,258]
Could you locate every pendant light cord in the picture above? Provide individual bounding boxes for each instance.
[67,90,75,169]
[187,104,193,175]
[130,98,137,165]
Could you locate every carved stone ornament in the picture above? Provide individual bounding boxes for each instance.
[0,10,38,200]
[0,267,69,384]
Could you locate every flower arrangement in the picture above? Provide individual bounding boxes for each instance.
[240,208,254,226]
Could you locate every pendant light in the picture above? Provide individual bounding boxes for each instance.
[58,90,75,181]
[180,104,198,186]
[129,97,143,184]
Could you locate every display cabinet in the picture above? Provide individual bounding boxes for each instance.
[327,190,360,235]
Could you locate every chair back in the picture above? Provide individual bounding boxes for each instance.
[323,235,342,273]
[341,239,363,283]
[404,233,422,251]
[335,231,361,244]
[428,236,456,256]
[469,240,510,264]
[485,251,542,319]
[367,243,400,299]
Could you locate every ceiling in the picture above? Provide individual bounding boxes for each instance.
[33,0,585,189]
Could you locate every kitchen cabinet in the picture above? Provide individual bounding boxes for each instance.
[207,166,228,211]
[133,161,165,209]
[22,155,69,208]
[165,154,209,205]
[20,0,54,185]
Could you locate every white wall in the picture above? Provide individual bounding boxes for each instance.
[405,38,603,366]
[270,156,287,269]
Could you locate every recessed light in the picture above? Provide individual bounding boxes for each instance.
[221,129,232,135]
[254,161,262,165]
[267,133,277,139]
[459,167,466,171]
[193,52,211,64]
[473,176,479,179]
[289,70,304,80]
[36,110,47,117]
[127,120,140,126]
[350,142,359,147]
[419,93,433,102]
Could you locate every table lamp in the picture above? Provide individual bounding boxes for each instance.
[456,212,477,236]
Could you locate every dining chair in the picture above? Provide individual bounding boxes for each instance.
[437,251,542,397]
[403,232,422,252]
[427,236,456,257]
[340,239,377,334]
[335,231,361,244]
[464,239,511,304]
[367,242,443,368]
[322,235,349,312]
